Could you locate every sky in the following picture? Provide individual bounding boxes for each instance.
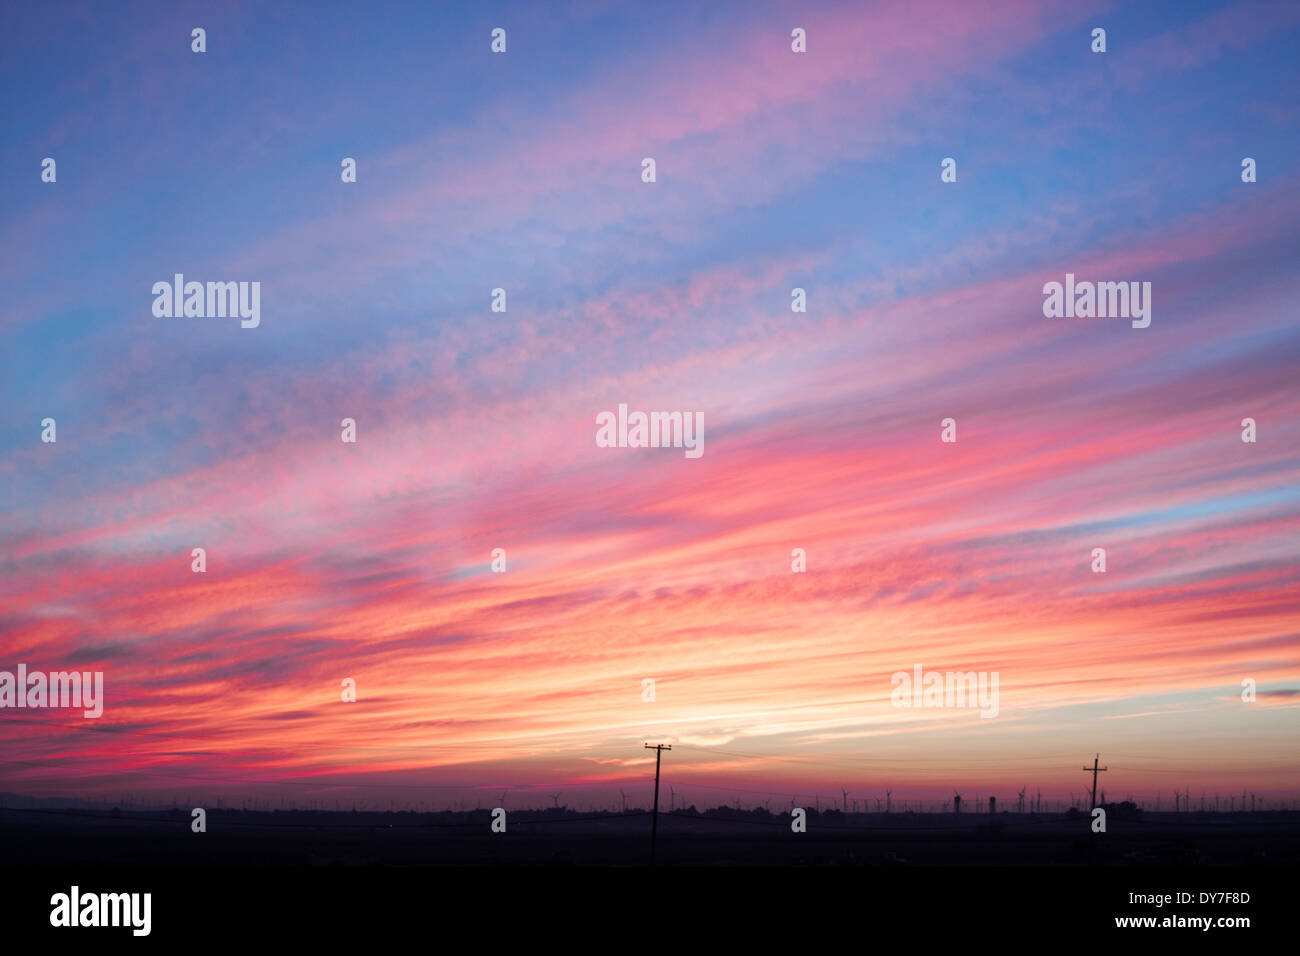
[1,0,1298,811]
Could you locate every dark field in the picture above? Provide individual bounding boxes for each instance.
[4,806,1297,867]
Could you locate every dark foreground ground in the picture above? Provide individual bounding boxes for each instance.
[4,807,1293,941]
[3,805,1297,867]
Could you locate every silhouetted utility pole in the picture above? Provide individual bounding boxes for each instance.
[644,743,671,863]
[1083,754,1108,809]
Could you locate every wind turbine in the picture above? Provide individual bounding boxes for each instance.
[619,789,628,813]
[1017,787,1026,813]
[952,790,963,814]
[549,793,561,809]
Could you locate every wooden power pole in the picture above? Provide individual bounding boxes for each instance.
[1083,754,1108,809]
[645,743,671,863]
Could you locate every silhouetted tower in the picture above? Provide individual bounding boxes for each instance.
[886,791,892,813]
[842,787,849,813]
[953,791,962,814]
[989,796,996,815]
[1082,754,1108,809]
[1017,787,1026,813]
[644,743,671,863]
[619,789,628,813]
